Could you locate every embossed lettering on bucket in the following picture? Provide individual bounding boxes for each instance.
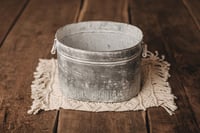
[52,21,143,102]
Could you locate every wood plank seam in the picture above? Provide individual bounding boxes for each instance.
[77,0,87,22]
[127,3,132,24]
[181,86,200,129]
[3,109,7,128]
[146,112,150,133]
[53,111,59,133]
[0,0,30,47]
[76,0,85,22]
[181,0,200,31]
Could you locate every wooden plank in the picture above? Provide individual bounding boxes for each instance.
[0,0,28,46]
[182,0,200,30]
[90,112,146,133]
[180,68,200,128]
[57,0,147,133]
[129,0,200,132]
[0,0,80,132]
[58,110,92,133]
[58,110,146,133]
[78,0,128,23]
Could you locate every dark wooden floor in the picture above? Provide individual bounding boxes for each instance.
[0,0,199,132]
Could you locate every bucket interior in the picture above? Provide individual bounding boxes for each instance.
[57,22,143,52]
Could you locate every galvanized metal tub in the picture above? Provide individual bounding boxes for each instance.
[53,21,143,102]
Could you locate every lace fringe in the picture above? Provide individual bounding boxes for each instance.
[142,50,177,115]
[27,59,56,114]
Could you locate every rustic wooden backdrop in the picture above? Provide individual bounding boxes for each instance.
[0,0,199,132]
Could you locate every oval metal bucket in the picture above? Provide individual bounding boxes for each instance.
[53,21,143,102]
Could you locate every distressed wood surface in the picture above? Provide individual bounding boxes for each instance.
[130,0,200,132]
[0,0,80,132]
[78,0,129,22]
[0,0,200,132]
[182,0,200,30]
[57,0,147,133]
[0,0,28,46]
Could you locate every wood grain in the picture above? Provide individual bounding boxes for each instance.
[58,110,92,133]
[57,0,147,133]
[0,0,28,46]
[182,0,200,30]
[91,111,146,133]
[0,0,80,132]
[129,0,200,132]
[78,0,129,23]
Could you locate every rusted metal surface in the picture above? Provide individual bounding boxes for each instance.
[53,21,143,102]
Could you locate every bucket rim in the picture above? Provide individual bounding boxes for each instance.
[55,21,143,54]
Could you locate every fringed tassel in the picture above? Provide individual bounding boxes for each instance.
[28,59,56,114]
[142,46,177,115]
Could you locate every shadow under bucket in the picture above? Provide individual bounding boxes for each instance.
[52,21,143,102]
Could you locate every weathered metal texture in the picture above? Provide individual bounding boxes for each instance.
[54,21,143,102]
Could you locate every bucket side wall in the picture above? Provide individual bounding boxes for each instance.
[58,53,141,102]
